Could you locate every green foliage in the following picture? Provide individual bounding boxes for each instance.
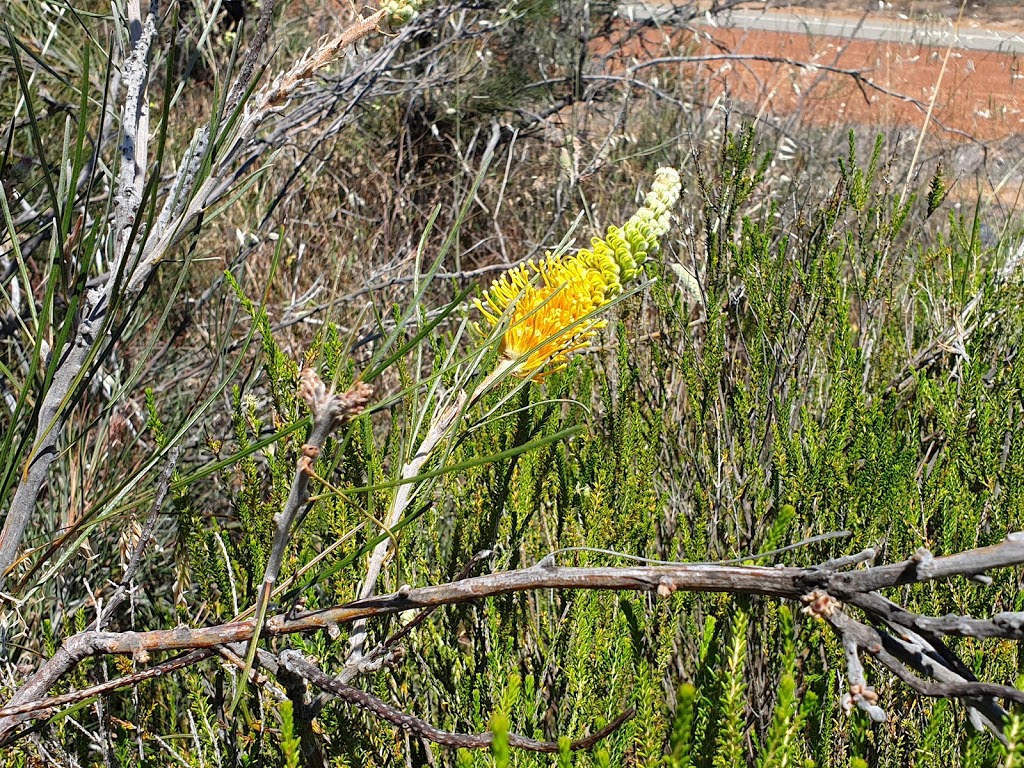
[3,0,1024,762]
[12,113,1024,765]
[667,683,697,768]
[928,162,947,217]
[279,123,1024,768]
[490,710,511,768]
[279,699,302,768]
[712,609,749,768]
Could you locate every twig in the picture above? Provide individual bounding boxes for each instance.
[280,650,635,752]
[6,534,1024,744]
[236,369,372,707]
[308,549,494,715]
[621,55,978,141]
[224,0,277,113]
[0,650,211,721]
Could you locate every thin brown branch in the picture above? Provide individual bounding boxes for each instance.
[6,534,1024,745]
[821,604,1010,738]
[280,651,635,752]
[0,650,211,721]
[308,549,494,716]
[0,560,801,741]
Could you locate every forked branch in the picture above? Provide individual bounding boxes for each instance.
[4,534,1024,747]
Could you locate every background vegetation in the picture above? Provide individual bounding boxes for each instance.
[0,0,1023,765]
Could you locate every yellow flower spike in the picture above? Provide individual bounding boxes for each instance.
[609,166,681,281]
[476,167,681,380]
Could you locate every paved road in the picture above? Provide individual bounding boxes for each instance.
[620,4,1024,54]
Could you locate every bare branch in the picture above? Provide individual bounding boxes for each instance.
[238,370,372,704]
[6,534,1024,746]
[308,550,494,716]
[819,534,1024,593]
[279,651,635,752]
[0,650,210,722]
[622,55,978,142]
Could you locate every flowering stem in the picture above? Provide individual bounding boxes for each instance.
[343,357,517,669]
[472,357,518,404]
[345,389,468,665]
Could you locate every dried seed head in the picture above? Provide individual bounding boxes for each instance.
[298,369,373,429]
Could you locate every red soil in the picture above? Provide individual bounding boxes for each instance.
[605,19,1024,143]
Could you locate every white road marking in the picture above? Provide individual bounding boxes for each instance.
[619,4,1024,54]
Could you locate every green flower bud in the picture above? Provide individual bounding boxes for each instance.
[382,0,420,26]
[591,167,681,281]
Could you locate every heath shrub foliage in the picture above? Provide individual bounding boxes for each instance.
[0,1,1022,767]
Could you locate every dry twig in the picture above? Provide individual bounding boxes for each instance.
[5,534,1024,746]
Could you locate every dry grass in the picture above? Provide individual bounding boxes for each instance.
[1,0,1022,763]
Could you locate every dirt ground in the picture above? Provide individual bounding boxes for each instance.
[605,4,1024,202]
[611,12,1023,140]
[690,24,1024,142]
[630,2,1024,141]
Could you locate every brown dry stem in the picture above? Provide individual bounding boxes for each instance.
[4,534,1024,746]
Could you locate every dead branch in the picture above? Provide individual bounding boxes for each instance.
[279,650,635,752]
[238,370,372,695]
[4,534,1024,746]
[0,0,163,593]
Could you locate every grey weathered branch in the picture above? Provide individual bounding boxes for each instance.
[5,534,1024,745]
[126,8,388,296]
[0,0,161,592]
[279,650,636,752]
[0,3,388,594]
